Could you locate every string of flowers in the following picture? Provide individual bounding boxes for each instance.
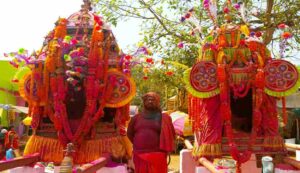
[216,59,265,172]
[278,23,293,59]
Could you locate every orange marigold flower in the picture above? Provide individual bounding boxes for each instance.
[281,32,292,39]
[165,71,174,76]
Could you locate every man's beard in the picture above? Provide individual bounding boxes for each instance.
[144,104,161,112]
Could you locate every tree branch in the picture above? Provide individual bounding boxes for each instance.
[264,0,275,44]
[138,0,184,40]
[97,2,155,20]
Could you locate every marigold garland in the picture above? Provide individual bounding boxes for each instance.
[14,6,137,165]
[24,135,127,164]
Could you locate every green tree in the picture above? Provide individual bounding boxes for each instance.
[92,0,300,108]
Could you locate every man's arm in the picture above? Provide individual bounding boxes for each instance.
[164,114,176,139]
[160,113,176,152]
[127,115,136,143]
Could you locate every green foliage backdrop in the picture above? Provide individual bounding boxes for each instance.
[92,0,300,109]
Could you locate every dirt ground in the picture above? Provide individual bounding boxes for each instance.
[168,154,180,173]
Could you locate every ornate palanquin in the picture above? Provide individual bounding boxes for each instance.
[18,1,135,164]
[184,23,300,168]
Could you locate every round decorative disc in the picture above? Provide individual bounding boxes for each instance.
[19,72,45,105]
[264,59,298,92]
[105,69,136,108]
[190,62,218,92]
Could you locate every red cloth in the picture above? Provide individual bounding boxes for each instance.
[127,113,175,173]
[160,113,175,152]
[133,152,167,173]
[4,131,19,150]
[127,114,161,152]
[260,94,279,136]
[195,95,222,144]
[127,113,175,153]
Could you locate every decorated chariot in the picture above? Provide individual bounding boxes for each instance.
[183,1,300,172]
[1,1,136,171]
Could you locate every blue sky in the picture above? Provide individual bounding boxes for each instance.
[0,0,141,57]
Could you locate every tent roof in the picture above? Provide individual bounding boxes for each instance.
[168,95,177,101]
[277,91,300,108]
[11,105,28,114]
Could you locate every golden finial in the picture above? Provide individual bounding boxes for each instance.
[81,0,92,12]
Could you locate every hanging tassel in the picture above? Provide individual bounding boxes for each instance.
[236,161,242,173]
[54,18,67,39]
[282,97,287,125]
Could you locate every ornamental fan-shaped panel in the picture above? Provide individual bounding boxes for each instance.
[264,59,300,97]
[18,72,46,106]
[190,61,219,92]
[105,69,136,108]
[183,61,220,98]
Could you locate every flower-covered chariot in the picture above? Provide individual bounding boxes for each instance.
[15,1,136,165]
[184,1,300,172]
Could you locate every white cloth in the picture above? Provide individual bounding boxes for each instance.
[96,165,128,173]
[275,168,300,173]
[195,167,211,173]
[8,166,44,173]
[180,149,198,173]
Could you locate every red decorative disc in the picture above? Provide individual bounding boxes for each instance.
[264,59,298,92]
[105,69,136,108]
[190,61,218,92]
[19,72,45,105]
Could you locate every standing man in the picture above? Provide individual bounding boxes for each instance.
[4,126,19,150]
[127,92,175,173]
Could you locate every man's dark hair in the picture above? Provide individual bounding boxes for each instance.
[8,125,14,131]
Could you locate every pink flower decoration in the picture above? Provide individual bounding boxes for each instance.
[233,3,241,9]
[255,31,262,37]
[204,4,209,9]
[125,61,130,66]
[278,23,287,29]
[124,55,132,60]
[223,7,229,13]
[146,57,153,63]
[210,44,218,51]
[177,42,184,48]
[123,69,130,73]
[185,13,191,19]
[70,39,78,45]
